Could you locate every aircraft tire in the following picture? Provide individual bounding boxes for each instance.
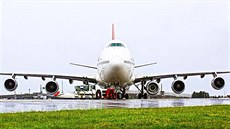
[96,90,102,99]
[117,92,122,99]
[143,93,148,99]
[124,94,129,99]
[138,93,142,99]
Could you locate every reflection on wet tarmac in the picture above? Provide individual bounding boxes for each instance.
[0,98,230,113]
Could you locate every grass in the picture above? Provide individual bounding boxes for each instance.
[1,105,230,129]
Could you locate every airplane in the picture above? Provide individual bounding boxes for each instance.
[0,24,229,99]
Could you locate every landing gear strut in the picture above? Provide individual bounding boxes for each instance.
[121,87,129,99]
[135,81,148,99]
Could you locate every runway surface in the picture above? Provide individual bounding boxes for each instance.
[0,98,230,113]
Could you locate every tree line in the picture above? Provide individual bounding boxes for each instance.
[192,91,209,98]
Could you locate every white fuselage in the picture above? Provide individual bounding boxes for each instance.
[96,40,135,87]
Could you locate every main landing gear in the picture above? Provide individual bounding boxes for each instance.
[134,81,148,99]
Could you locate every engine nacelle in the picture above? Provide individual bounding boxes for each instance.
[171,80,185,94]
[145,81,160,95]
[4,78,18,92]
[211,77,225,90]
[45,81,59,94]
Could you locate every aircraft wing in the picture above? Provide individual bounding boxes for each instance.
[0,72,97,83]
[134,71,230,83]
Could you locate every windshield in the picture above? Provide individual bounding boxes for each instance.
[108,43,125,47]
[75,85,89,91]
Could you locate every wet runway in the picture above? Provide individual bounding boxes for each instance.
[0,98,230,113]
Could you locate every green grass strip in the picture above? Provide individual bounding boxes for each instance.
[1,105,230,129]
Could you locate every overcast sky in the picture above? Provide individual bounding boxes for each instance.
[0,0,229,95]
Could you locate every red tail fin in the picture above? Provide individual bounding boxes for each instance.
[112,24,115,40]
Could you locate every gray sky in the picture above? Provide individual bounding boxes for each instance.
[0,0,229,95]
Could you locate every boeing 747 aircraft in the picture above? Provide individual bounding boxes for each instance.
[1,24,229,99]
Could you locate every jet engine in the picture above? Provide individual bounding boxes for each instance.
[171,80,185,94]
[211,77,225,90]
[45,81,59,94]
[4,78,18,92]
[145,81,160,95]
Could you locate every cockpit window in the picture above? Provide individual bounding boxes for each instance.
[108,43,125,47]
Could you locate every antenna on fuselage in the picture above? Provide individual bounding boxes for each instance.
[112,24,115,40]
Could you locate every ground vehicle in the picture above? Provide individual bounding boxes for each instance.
[74,84,123,99]
[74,84,97,99]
